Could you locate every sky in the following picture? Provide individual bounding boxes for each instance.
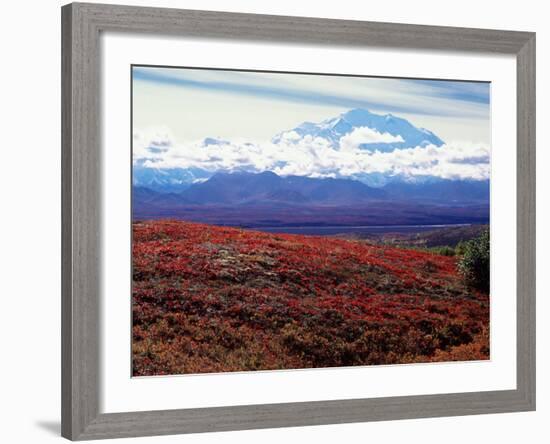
[132,66,491,181]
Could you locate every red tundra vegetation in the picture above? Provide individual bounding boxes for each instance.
[132,220,489,376]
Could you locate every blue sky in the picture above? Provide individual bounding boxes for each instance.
[132,66,490,145]
[404,79,490,105]
[132,66,491,181]
[133,67,490,119]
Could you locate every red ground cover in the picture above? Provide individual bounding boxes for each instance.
[132,220,489,376]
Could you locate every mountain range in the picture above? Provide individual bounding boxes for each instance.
[133,107,489,227]
[134,170,488,212]
[177,171,387,205]
[133,171,489,227]
[133,108,454,192]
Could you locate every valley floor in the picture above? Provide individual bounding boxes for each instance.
[132,220,489,376]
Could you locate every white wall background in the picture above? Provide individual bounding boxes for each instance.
[0,0,546,442]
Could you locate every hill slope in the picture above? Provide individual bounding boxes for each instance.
[132,220,489,375]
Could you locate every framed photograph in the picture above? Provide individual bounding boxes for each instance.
[61,2,536,440]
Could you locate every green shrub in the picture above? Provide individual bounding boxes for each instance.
[431,245,455,256]
[455,240,467,256]
[458,229,490,293]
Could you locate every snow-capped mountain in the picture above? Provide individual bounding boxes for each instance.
[272,108,444,152]
[132,108,478,192]
[132,163,211,193]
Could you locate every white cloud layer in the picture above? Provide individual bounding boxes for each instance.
[339,127,405,151]
[134,127,490,182]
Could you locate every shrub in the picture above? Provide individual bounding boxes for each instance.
[455,240,467,256]
[132,220,490,375]
[458,229,490,293]
[431,245,455,256]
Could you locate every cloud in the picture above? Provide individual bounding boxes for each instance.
[339,127,404,151]
[133,127,174,159]
[134,127,490,182]
[133,67,490,119]
[402,79,490,105]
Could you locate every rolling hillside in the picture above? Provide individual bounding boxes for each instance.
[132,220,489,375]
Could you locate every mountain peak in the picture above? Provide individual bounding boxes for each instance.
[340,108,375,118]
[273,108,444,152]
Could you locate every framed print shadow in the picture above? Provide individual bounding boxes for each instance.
[61,2,536,441]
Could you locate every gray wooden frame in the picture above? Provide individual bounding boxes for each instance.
[61,2,536,440]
